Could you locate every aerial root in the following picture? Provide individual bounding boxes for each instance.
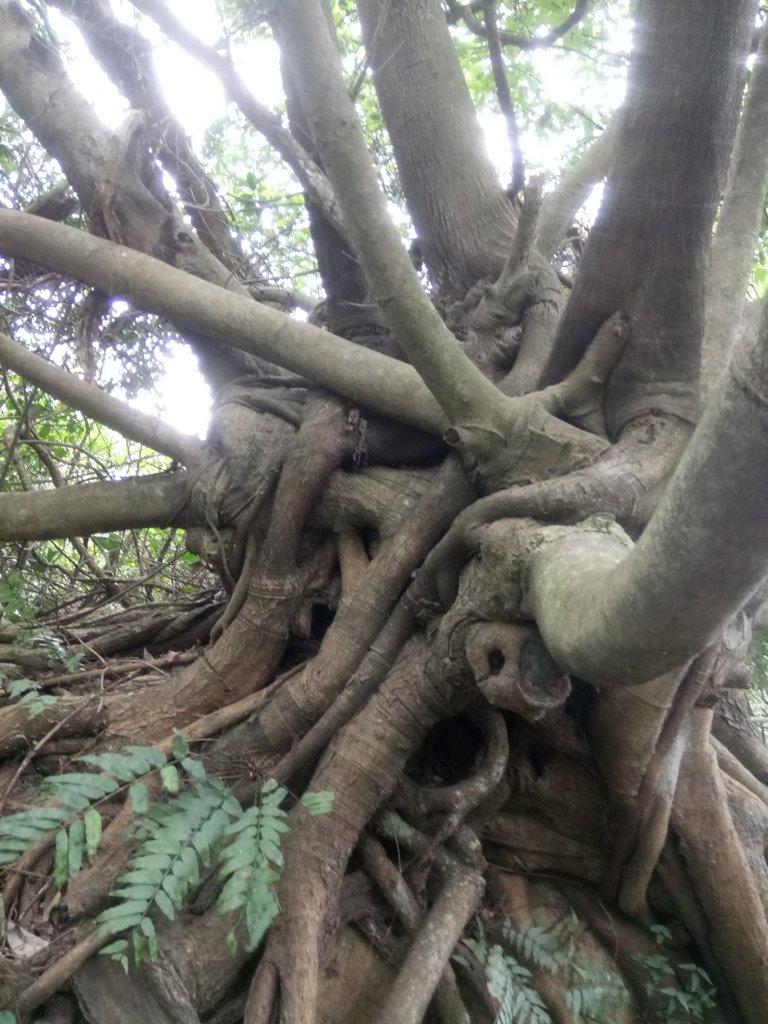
[359,834,473,1024]
[393,703,509,853]
[374,866,484,1024]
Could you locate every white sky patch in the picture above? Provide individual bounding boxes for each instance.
[128,343,211,440]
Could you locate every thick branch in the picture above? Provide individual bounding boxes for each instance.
[522,292,768,685]
[701,23,768,401]
[0,210,445,435]
[358,0,518,294]
[0,473,192,541]
[0,331,204,466]
[535,114,619,258]
[544,0,755,434]
[273,0,509,428]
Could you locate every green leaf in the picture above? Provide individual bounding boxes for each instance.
[100,938,130,972]
[42,772,119,809]
[130,781,149,815]
[140,916,158,960]
[68,818,85,876]
[154,888,176,920]
[172,733,190,760]
[132,928,145,967]
[80,749,165,781]
[301,791,334,815]
[54,828,69,889]
[160,765,180,794]
[181,755,207,782]
[84,808,102,860]
[96,900,148,936]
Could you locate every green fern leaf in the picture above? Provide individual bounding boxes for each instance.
[68,818,85,876]
[160,765,180,793]
[216,790,289,951]
[99,779,236,951]
[41,772,119,810]
[84,807,102,860]
[0,805,69,851]
[140,916,158,960]
[129,781,149,814]
[79,748,167,780]
[301,790,334,815]
[54,828,69,889]
[171,733,190,760]
[97,899,148,935]
[100,938,130,972]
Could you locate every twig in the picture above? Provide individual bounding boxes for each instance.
[482,0,524,198]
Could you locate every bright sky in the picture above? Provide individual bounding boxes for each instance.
[48,2,631,440]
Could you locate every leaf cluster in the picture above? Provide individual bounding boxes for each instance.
[0,733,332,970]
[464,914,717,1024]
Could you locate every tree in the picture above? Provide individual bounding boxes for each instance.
[0,0,767,1021]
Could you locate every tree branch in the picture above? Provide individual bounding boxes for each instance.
[445,0,590,51]
[701,23,768,402]
[0,209,446,435]
[521,291,768,686]
[482,0,524,198]
[358,0,518,294]
[0,331,205,466]
[127,0,347,240]
[535,113,619,258]
[543,0,754,435]
[0,472,191,541]
[272,0,509,429]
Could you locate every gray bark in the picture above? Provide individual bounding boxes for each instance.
[358,0,517,295]
[543,0,757,435]
[523,293,768,686]
[700,24,768,403]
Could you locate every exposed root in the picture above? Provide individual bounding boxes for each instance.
[418,412,690,609]
[672,709,768,1024]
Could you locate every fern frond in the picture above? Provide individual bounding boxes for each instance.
[0,743,174,880]
[216,779,290,952]
[0,805,69,863]
[97,778,240,962]
[567,966,627,1023]
[502,918,570,973]
[484,943,551,1024]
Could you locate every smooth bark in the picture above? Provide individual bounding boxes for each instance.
[701,24,768,402]
[544,0,756,434]
[358,0,517,295]
[0,209,446,435]
[0,473,192,541]
[523,294,768,686]
[0,331,204,466]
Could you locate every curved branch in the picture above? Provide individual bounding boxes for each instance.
[446,0,590,52]
[521,293,768,686]
[0,331,205,466]
[0,473,192,541]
